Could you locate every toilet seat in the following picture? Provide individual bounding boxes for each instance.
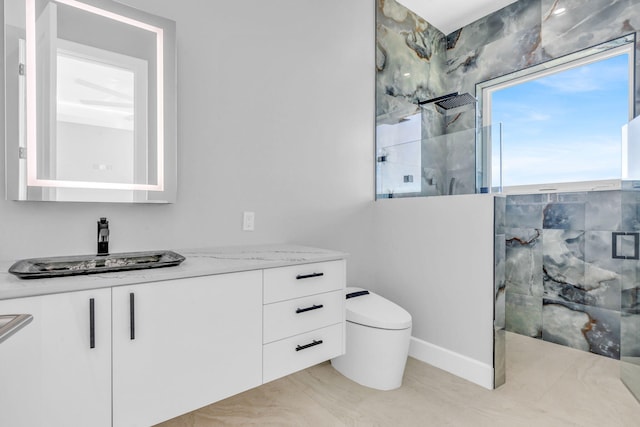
[345,287,412,330]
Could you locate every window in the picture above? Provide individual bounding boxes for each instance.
[478,36,634,193]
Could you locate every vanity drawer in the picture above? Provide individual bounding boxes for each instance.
[263,290,344,344]
[263,323,344,384]
[263,260,346,304]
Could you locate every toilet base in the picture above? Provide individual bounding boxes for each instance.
[331,320,411,391]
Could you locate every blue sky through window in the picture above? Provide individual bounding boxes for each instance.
[491,53,629,187]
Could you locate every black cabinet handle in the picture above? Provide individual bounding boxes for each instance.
[89,298,95,349]
[296,304,324,314]
[296,339,323,352]
[296,272,324,280]
[130,293,135,340]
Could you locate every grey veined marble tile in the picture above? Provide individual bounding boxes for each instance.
[542,299,620,359]
[543,229,585,263]
[583,264,622,311]
[444,0,544,92]
[621,262,640,313]
[584,230,620,272]
[543,201,585,230]
[506,203,544,228]
[585,191,621,231]
[506,292,542,338]
[507,194,547,205]
[446,25,545,98]
[446,0,541,54]
[542,300,591,352]
[542,230,622,311]
[582,231,623,311]
[444,128,475,195]
[375,0,447,123]
[541,0,640,59]
[622,190,640,231]
[506,228,543,297]
[579,303,621,360]
[543,229,588,303]
[621,311,640,357]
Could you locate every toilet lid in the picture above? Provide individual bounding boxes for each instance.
[345,287,412,330]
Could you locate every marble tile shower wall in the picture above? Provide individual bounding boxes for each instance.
[377,0,640,196]
[445,0,640,190]
[376,0,446,125]
[504,191,640,360]
[376,0,449,196]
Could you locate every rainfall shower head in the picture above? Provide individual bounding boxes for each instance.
[418,92,477,110]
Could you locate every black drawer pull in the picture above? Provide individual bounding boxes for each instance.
[296,272,324,280]
[296,304,324,314]
[89,298,95,349]
[130,293,135,340]
[296,339,323,352]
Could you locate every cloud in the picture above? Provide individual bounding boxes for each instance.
[527,112,552,121]
[534,69,601,93]
[491,100,552,124]
[490,53,628,187]
[532,55,628,93]
[501,135,621,186]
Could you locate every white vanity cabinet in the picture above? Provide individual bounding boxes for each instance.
[112,271,263,427]
[0,289,112,427]
[0,250,346,427]
[262,260,346,383]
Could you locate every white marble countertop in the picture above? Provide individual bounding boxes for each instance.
[0,244,348,300]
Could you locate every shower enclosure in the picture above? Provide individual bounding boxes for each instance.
[621,117,640,402]
[621,190,640,401]
[375,124,498,198]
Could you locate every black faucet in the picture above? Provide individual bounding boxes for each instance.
[97,217,109,255]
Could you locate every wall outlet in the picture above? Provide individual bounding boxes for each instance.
[242,211,255,231]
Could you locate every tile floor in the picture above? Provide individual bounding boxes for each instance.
[156,332,640,426]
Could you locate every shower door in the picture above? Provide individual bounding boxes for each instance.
[621,117,640,402]
[620,186,640,402]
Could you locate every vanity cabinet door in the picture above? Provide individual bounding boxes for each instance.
[0,289,112,427]
[112,271,263,427]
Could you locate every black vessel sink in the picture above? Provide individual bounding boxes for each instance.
[9,250,185,279]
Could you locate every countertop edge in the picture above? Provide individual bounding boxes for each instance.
[0,244,348,301]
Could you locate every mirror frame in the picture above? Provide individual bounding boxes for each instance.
[5,0,177,203]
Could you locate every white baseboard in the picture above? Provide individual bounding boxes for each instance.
[409,336,494,390]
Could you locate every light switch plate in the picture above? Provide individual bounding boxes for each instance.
[242,211,255,231]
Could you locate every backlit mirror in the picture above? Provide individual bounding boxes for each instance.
[4,0,176,202]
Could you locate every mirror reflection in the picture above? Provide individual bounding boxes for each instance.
[4,0,176,203]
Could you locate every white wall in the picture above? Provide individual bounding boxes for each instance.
[0,0,377,288]
[371,194,496,388]
[0,0,497,387]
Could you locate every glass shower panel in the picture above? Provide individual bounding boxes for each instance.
[376,112,422,198]
[376,138,422,197]
[375,125,500,199]
[620,188,640,401]
[621,117,640,402]
[475,124,502,194]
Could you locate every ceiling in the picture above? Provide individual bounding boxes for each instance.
[396,0,519,35]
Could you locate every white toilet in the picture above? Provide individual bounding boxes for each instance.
[331,287,412,391]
